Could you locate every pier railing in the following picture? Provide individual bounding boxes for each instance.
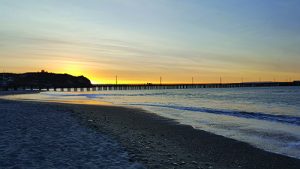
[0,81,299,92]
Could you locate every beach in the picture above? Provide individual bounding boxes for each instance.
[0,94,299,169]
[0,98,144,169]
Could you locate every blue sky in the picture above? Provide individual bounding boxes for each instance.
[1,0,299,83]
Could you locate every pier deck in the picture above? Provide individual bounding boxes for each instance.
[1,81,299,92]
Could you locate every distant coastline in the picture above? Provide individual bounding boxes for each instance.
[0,71,91,89]
[1,71,299,91]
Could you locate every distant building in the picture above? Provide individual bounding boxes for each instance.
[1,75,14,87]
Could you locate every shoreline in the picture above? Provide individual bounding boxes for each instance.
[1,98,299,168]
[66,103,300,169]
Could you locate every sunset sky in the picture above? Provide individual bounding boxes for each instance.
[1,0,300,84]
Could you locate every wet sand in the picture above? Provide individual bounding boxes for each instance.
[0,99,143,169]
[0,98,299,169]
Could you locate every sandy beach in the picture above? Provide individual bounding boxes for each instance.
[0,94,300,169]
[0,98,144,169]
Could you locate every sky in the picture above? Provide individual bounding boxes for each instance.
[1,0,300,84]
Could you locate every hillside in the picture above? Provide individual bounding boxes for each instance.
[0,71,92,88]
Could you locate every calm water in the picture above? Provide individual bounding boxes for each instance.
[5,86,300,159]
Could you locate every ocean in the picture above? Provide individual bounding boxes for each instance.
[6,86,300,159]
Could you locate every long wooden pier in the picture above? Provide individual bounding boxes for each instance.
[0,81,299,92]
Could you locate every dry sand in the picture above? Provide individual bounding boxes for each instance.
[0,99,144,169]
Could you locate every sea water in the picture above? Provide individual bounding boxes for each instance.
[5,86,300,159]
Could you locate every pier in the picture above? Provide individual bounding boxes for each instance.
[0,81,299,92]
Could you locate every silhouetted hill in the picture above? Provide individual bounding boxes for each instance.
[0,72,92,87]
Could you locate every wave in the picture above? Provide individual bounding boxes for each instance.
[130,103,300,126]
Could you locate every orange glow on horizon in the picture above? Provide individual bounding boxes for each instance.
[4,62,299,85]
[83,74,299,85]
[2,69,299,84]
